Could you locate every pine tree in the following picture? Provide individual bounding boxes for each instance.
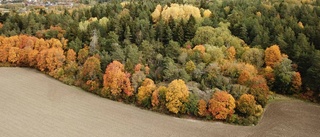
[184,15,196,42]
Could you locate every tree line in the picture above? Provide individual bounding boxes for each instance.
[0,0,318,125]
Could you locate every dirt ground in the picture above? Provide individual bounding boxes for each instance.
[1,67,320,137]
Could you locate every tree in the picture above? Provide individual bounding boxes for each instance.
[102,61,133,99]
[273,57,294,94]
[36,49,48,72]
[237,69,252,86]
[151,87,160,108]
[125,44,141,72]
[192,26,215,45]
[46,47,65,74]
[137,78,156,107]
[166,79,189,114]
[226,46,236,61]
[174,21,185,45]
[290,72,302,94]
[8,47,19,64]
[265,45,282,68]
[184,15,196,42]
[249,75,269,107]
[152,86,168,109]
[307,50,320,89]
[241,48,264,68]
[77,47,89,64]
[131,69,146,92]
[80,56,102,82]
[198,99,208,117]
[185,60,196,74]
[66,49,76,63]
[263,66,275,89]
[163,57,179,81]
[28,49,39,67]
[236,94,256,116]
[151,4,201,23]
[208,91,235,120]
[0,44,9,63]
[110,43,126,63]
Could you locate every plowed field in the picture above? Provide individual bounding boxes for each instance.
[1,67,319,137]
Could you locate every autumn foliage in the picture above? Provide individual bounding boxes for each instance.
[102,61,133,99]
[236,94,257,116]
[166,79,189,114]
[290,72,302,94]
[151,4,201,22]
[198,99,208,117]
[0,35,66,76]
[151,86,168,109]
[80,56,102,92]
[265,45,282,68]
[0,1,313,126]
[137,78,156,107]
[208,91,236,120]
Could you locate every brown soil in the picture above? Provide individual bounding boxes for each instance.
[1,67,320,137]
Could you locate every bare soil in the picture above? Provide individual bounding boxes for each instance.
[1,67,320,137]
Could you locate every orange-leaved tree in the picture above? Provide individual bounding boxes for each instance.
[226,46,236,60]
[208,91,235,120]
[265,45,282,68]
[166,79,189,114]
[46,47,65,74]
[102,61,133,99]
[8,47,19,64]
[198,99,208,117]
[137,78,156,107]
[0,44,9,63]
[66,49,76,63]
[290,72,302,94]
[28,49,39,67]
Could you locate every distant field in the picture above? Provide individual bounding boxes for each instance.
[1,67,319,137]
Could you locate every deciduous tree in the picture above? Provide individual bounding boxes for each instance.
[198,99,208,117]
[137,78,156,107]
[208,91,235,120]
[265,45,282,68]
[102,61,133,99]
[236,94,256,116]
[166,79,189,114]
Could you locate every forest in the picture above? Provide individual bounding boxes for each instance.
[0,0,319,125]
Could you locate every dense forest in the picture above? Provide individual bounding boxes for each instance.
[0,0,319,125]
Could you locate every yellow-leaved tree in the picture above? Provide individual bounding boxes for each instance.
[137,78,156,107]
[166,79,189,114]
[236,94,257,116]
[151,4,201,23]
